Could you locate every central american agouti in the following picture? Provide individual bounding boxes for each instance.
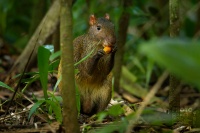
[59,14,116,115]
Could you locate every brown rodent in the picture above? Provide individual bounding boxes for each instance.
[59,14,116,116]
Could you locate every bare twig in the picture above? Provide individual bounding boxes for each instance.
[126,71,169,133]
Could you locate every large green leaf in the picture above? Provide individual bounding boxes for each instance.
[139,39,200,88]
[38,46,51,99]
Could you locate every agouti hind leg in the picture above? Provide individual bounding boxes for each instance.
[80,79,112,116]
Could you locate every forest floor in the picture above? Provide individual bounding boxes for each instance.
[0,44,200,133]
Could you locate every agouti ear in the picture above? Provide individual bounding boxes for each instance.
[89,15,97,26]
[105,13,110,20]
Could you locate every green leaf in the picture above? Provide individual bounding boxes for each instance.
[108,104,124,117]
[53,96,63,103]
[142,108,173,126]
[46,100,62,123]
[0,81,14,92]
[132,57,145,73]
[122,66,137,83]
[75,83,80,115]
[132,7,147,17]
[139,39,200,88]
[0,0,14,33]
[49,51,61,61]
[49,59,60,72]
[28,100,45,120]
[12,72,39,79]
[74,69,79,74]
[146,58,154,88]
[48,92,63,103]
[96,111,108,122]
[38,46,51,99]
[21,74,40,93]
[94,120,128,133]
[48,105,53,115]
[53,75,61,92]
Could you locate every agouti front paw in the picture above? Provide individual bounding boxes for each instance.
[97,49,105,58]
[112,45,117,53]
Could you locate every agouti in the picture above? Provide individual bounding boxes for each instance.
[59,14,116,116]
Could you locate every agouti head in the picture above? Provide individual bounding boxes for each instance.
[88,14,116,48]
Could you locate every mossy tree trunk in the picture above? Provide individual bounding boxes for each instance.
[60,0,79,132]
[169,0,181,125]
[113,0,132,92]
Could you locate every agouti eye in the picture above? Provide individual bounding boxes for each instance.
[97,25,101,31]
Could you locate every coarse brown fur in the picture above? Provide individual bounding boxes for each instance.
[59,14,116,115]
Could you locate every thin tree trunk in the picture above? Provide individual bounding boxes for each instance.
[169,0,180,37]
[113,0,132,92]
[169,0,180,125]
[59,0,79,132]
[52,24,60,52]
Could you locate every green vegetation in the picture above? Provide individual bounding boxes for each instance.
[0,0,200,132]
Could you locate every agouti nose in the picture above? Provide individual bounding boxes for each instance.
[107,35,116,46]
[103,35,116,47]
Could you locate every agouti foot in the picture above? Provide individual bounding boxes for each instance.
[78,114,97,124]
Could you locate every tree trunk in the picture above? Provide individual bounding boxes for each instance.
[169,0,180,125]
[193,2,200,127]
[59,0,79,132]
[52,24,60,52]
[113,0,132,92]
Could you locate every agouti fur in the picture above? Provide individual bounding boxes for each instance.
[59,14,116,116]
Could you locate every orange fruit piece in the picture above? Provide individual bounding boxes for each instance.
[103,46,112,54]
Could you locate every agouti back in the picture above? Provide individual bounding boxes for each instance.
[59,14,116,115]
